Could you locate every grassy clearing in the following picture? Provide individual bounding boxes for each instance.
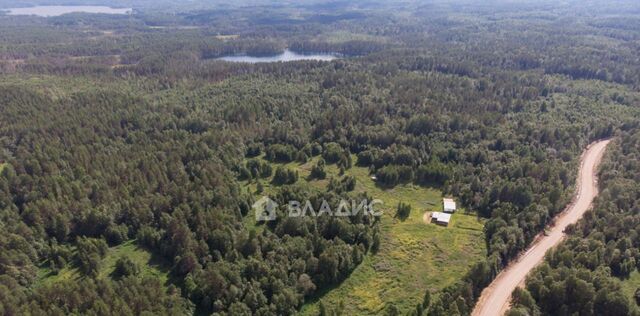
[37,240,170,286]
[241,156,486,315]
[620,270,640,312]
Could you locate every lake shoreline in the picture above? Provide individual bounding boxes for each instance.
[217,49,341,63]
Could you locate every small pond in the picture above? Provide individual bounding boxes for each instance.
[218,49,339,63]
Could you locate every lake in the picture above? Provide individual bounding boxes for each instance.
[4,6,132,17]
[218,49,339,63]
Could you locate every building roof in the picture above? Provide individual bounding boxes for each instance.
[431,212,451,224]
[443,198,456,211]
[437,212,451,223]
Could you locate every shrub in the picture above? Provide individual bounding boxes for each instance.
[272,166,298,185]
[395,202,411,220]
[113,256,140,278]
[310,159,327,179]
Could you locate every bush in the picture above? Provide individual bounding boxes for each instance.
[245,143,262,157]
[265,144,297,162]
[113,256,140,278]
[395,202,411,220]
[105,224,129,246]
[245,159,273,179]
[357,150,376,166]
[376,165,413,187]
[272,166,298,185]
[327,175,356,193]
[76,237,108,277]
[322,143,344,163]
[341,175,356,191]
[310,159,327,179]
[337,153,352,170]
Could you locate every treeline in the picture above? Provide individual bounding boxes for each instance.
[289,40,387,56]
[509,130,640,316]
[200,38,286,59]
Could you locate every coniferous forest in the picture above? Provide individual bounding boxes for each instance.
[0,1,640,315]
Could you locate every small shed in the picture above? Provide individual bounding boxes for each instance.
[431,212,451,226]
[443,198,456,213]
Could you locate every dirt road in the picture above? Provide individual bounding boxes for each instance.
[472,139,611,316]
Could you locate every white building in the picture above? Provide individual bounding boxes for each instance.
[443,198,456,213]
[431,212,451,226]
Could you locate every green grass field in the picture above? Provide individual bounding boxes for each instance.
[37,240,170,286]
[242,155,486,315]
[620,270,640,312]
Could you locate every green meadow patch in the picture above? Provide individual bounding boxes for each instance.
[37,240,170,286]
[620,270,640,313]
[241,156,486,315]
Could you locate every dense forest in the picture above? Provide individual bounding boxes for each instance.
[0,0,639,315]
[509,132,640,316]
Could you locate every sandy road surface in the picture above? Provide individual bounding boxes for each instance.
[472,139,611,316]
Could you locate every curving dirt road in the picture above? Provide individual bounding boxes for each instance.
[472,139,611,316]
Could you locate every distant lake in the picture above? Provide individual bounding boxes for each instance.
[218,50,339,63]
[4,6,132,17]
